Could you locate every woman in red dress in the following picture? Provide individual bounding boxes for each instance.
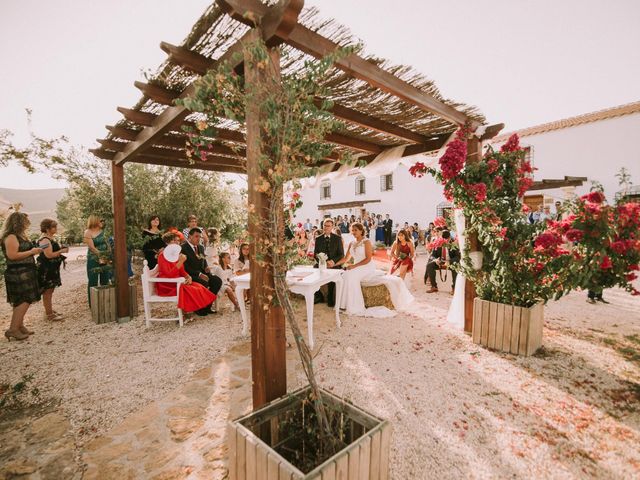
[389,229,415,279]
[157,240,216,315]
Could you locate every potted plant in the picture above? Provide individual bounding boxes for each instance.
[179,38,392,477]
[89,247,138,324]
[410,130,640,355]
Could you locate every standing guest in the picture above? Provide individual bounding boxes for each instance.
[142,215,164,269]
[554,201,564,221]
[389,229,415,279]
[383,214,393,247]
[540,205,553,223]
[206,228,220,265]
[424,222,436,246]
[350,214,357,225]
[304,218,313,231]
[181,228,223,312]
[2,212,43,341]
[296,229,309,257]
[375,214,385,243]
[425,230,460,294]
[37,219,69,322]
[314,219,320,229]
[182,215,209,247]
[84,215,111,305]
[234,242,251,303]
[234,243,251,275]
[339,217,349,234]
[156,238,216,316]
[211,252,241,311]
[313,219,344,307]
[528,204,544,224]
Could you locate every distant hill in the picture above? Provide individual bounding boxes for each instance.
[0,187,66,232]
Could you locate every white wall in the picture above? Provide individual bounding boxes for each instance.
[294,165,448,228]
[508,113,640,202]
[295,112,640,225]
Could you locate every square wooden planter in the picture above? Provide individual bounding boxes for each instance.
[228,385,392,479]
[472,298,543,356]
[90,284,138,324]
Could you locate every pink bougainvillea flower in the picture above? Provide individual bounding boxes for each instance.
[486,158,499,174]
[470,182,487,202]
[581,191,606,204]
[434,217,447,228]
[600,256,613,270]
[493,175,504,190]
[409,161,427,178]
[518,177,534,197]
[439,129,467,180]
[565,229,584,242]
[500,134,521,153]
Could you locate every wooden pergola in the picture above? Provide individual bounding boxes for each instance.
[91,0,503,408]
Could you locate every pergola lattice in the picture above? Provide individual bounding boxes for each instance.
[91,0,503,407]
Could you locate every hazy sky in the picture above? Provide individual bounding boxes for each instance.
[1,0,638,189]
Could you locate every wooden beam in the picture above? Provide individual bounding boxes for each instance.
[90,148,115,160]
[106,125,140,141]
[129,82,386,154]
[127,156,245,174]
[113,28,255,166]
[218,0,476,127]
[244,29,287,408]
[160,42,434,144]
[109,121,246,145]
[110,161,130,321]
[464,136,482,334]
[117,107,159,127]
[134,81,179,106]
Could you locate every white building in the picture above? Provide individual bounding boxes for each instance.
[294,101,640,227]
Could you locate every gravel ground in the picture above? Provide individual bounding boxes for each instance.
[0,250,245,446]
[1,249,639,479]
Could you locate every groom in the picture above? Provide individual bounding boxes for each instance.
[313,218,344,307]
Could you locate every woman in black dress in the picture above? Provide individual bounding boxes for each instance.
[37,218,69,321]
[142,215,164,269]
[1,212,43,341]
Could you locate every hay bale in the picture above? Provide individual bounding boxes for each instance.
[362,284,394,309]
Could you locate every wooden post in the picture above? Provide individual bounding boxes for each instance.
[463,136,482,333]
[245,29,287,408]
[111,161,130,322]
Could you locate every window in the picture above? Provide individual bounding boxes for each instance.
[355,176,366,195]
[380,174,393,192]
[320,181,331,200]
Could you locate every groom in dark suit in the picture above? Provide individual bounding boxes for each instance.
[313,218,344,307]
[383,214,393,246]
[182,228,223,312]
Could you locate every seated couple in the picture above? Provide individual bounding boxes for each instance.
[155,229,225,316]
[314,220,413,317]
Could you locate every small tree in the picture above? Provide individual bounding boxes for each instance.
[178,38,356,454]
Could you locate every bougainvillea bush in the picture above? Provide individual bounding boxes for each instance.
[410,129,640,307]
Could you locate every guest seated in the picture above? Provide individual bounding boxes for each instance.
[181,228,223,311]
[156,236,216,316]
[425,230,460,294]
[389,229,414,279]
[211,252,241,311]
[233,243,251,275]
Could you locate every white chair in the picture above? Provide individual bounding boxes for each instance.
[141,260,185,327]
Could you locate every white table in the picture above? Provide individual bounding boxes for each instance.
[234,267,344,349]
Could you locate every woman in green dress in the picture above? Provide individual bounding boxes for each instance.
[83,215,111,306]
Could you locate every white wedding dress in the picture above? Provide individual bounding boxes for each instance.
[339,240,414,317]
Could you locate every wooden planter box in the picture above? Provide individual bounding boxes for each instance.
[228,385,392,479]
[472,298,543,356]
[90,284,138,324]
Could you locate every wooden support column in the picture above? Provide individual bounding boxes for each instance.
[110,161,130,322]
[464,136,482,333]
[245,30,287,408]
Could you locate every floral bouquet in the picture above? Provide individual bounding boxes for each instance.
[317,252,328,270]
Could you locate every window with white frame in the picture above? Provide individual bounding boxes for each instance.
[380,173,393,191]
[355,175,366,195]
[320,181,331,200]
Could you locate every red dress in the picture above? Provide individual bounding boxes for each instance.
[390,242,413,274]
[156,253,216,313]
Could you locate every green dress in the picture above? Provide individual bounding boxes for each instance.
[86,231,111,305]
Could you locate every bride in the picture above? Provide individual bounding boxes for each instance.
[335,222,414,317]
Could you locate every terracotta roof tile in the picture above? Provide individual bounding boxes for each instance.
[493,100,640,142]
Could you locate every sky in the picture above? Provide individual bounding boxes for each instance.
[1,0,638,189]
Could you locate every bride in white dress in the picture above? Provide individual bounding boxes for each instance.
[336,223,414,317]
